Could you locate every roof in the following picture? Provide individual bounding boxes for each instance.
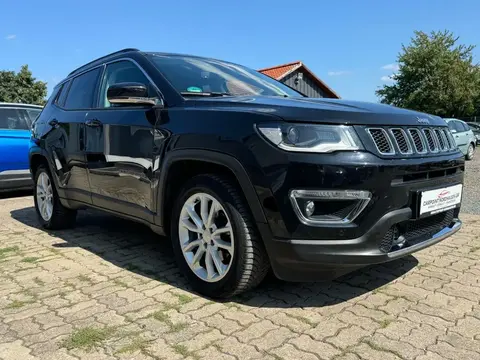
[258,61,340,99]
[0,103,43,108]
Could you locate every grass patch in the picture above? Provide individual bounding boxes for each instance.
[151,310,188,333]
[48,248,62,255]
[363,339,403,359]
[286,313,318,327]
[5,300,34,309]
[176,293,194,305]
[61,326,116,351]
[113,279,129,288]
[116,337,151,354]
[33,277,45,286]
[169,322,188,333]
[152,310,169,322]
[77,274,94,284]
[172,344,199,359]
[268,353,285,360]
[417,263,430,269]
[21,257,39,263]
[64,281,76,289]
[379,319,393,328]
[0,246,20,258]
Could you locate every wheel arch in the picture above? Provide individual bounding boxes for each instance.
[156,149,267,234]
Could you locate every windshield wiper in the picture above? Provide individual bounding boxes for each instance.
[181,91,232,97]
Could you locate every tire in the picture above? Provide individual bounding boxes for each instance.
[33,165,77,229]
[466,143,475,160]
[171,174,270,298]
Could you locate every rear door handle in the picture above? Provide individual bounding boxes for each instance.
[85,119,102,127]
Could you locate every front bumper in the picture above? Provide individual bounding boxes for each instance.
[259,208,461,281]
[252,146,465,281]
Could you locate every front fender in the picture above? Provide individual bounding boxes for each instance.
[156,149,267,228]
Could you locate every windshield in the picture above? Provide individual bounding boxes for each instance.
[147,54,302,98]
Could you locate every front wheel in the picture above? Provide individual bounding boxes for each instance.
[466,143,475,160]
[171,174,270,298]
[34,165,77,229]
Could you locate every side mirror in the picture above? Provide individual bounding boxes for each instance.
[107,82,158,106]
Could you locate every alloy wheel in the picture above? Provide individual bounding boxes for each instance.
[178,192,234,282]
[36,172,54,221]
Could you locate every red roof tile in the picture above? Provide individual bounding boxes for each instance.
[258,61,302,80]
[258,61,340,99]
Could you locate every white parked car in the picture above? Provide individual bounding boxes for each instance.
[444,118,476,160]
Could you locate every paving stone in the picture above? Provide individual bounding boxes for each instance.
[233,320,278,342]
[326,326,373,349]
[270,343,318,360]
[178,329,225,352]
[289,334,341,359]
[250,327,296,351]
[352,342,403,360]
[0,340,37,360]
[216,336,263,359]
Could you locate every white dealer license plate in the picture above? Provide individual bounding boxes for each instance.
[420,184,462,216]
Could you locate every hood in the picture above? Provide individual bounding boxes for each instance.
[189,96,447,126]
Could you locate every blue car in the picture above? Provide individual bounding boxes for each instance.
[0,103,43,191]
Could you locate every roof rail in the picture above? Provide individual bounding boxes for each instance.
[68,48,140,77]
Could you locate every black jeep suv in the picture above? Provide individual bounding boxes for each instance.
[30,48,464,297]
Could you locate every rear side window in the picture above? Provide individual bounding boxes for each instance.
[55,81,71,107]
[0,108,40,130]
[64,68,101,109]
[453,121,464,132]
[447,122,456,131]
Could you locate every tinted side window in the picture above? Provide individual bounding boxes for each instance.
[64,68,101,109]
[98,61,155,108]
[453,121,464,132]
[462,123,470,131]
[0,108,32,130]
[447,122,456,131]
[55,81,71,107]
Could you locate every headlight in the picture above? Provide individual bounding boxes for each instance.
[257,123,363,153]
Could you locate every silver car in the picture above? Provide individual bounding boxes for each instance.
[445,118,476,160]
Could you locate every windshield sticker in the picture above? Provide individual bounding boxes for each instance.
[187,86,202,93]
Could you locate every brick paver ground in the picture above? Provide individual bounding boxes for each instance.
[0,196,479,360]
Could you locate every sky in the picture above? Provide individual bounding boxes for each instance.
[1,0,479,102]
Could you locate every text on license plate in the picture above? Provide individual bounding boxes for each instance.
[420,184,462,216]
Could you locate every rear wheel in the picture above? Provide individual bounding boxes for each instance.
[466,143,475,160]
[34,165,76,229]
[171,174,270,298]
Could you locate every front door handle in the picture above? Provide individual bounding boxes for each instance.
[85,119,102,127]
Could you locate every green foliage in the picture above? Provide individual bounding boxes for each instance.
[0,65,47,105]
[376,30,480,117]
[61,326,116,351]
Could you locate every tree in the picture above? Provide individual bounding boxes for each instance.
[0,65,47,105]
[376,30,480,117]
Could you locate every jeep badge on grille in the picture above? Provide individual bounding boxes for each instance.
[417,117,430,124]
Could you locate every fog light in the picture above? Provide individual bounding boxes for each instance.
[305,201,315,217]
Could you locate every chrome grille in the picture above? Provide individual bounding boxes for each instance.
[367,126,457,156]
[423,129,437,152]
[367,128,394,154]
[435,129,448,151]
[391,129,411,154]
[408,129,427,153]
